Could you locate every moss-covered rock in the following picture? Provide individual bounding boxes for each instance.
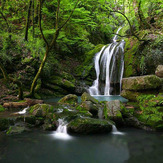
[103,100,124,126]
[130,94,163,131]
[155,65,163,78]
[6,125,29,135]
[58,94,78,105]
[121,90,142,101]
[124,37,140,77]
[122,75,162,91]
[0,105,5,112]
[79,101,99,117]
[28,104,54,117]
[81,92,99,104]
[67,117,112,134]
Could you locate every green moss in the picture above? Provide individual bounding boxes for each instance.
[0,105,5,112]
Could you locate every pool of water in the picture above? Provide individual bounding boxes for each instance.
[44,95,128,104]
[0,128,162,163]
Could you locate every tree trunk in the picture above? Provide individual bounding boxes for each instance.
[133,0,150,29]
[25,0,32,41]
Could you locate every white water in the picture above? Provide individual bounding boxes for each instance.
[17,106,29,115]
[112,125,125,135]
[88,27,125,95]
[51,119,72,140]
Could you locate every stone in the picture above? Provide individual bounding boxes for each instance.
[155,65,163,78]
[6,126,29,135]
[79,101,99,117]
[81,92,99,104]
[28,104,54,117]
[3,102,28,109]
[104,100,124,126]
[122,75,162,91]
[58,94,78,105]
[67,117,112,134]
[121,90,142,101]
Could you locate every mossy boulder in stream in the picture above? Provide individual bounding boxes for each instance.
[6,125,29,135]
[58,94,78,105]
[103,100,124,126]
[81,92,99,104]
[67,117,112,134]
[28,104,54,117]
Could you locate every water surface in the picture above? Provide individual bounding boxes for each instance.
[0,128,162,163]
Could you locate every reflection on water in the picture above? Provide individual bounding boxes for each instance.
[0,128,163,163]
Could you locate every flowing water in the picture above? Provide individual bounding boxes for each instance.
[51,119,71,140]
[89,27,125,95]
[0,128,163,163]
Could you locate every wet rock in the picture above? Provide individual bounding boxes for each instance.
[58,94,78,105]
[81,92,98,104]
[122,75,162,91]
[104,100,124,126]
[155,65,163,78]
[6,125,29,135]
[67,117,112,134]
[28,104,54,117]
[79,101,99,117]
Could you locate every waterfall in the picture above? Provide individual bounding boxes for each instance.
[88,27,125,95]
[17,106,29,115]
[112,125,125,135]
[51,119,71,140]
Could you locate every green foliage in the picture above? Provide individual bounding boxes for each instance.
[0,105,5,112]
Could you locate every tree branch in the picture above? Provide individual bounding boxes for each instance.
[58,0,79,31]
[110,10,145,41]
[38,0,49,47]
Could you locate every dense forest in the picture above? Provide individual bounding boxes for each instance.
[0,0,162,101]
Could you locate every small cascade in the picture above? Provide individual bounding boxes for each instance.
[17,106,29,115]
[112,125,125,135]
[88,27,125,95]
[51,119,71,140]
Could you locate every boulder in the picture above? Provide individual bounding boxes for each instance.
[122,75,162,91]
[28,104,54,117]
[155,65,163,78]
[104,100,124,126]
[58,94,78,105]
[81,92,99,104]
[67,117,112,134]
[3,99,43,109]
[6,125,29,135]
[79,101,99,117]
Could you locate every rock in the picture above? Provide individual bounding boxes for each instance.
[3,102,28,109]
[58,94,78,105]
[67,117,112,134]
[28,104,54,117]
[78,101,99,117]
[104,100,124,126]
[0,118,10,131]
[121,90,142,101]
[81,92,99,104]
[3,98,44,110]
[6,125,29,135]
[25,98,43,106]
[155,65,163,78]
[122,75,162,91]
[42,119,57,131]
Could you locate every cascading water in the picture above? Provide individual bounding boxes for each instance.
[51,119,71,140]
[88,27,125,96]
